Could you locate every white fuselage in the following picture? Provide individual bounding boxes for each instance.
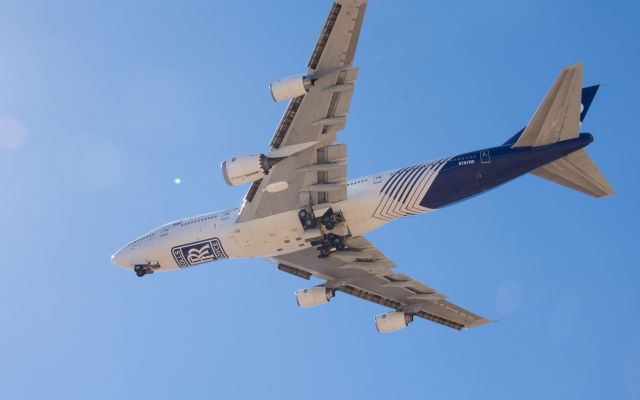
[111,158,449,272]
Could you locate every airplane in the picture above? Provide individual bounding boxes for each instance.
[111,0,613,333]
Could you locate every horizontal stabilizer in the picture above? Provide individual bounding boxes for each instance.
[513,64,583,148]
[532,149,614,198]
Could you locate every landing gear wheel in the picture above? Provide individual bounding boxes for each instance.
[319,208,340,231]
[328,234,343,248]
[134,265,148,277]
[324,234,346,252]
[133,265,143,277]
[298,208,317,230]
[317,244,331,259]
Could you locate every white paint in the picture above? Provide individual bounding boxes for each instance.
[295,287,332,308]
[269,75,309,102]
[221,154,265,186]
[110,164,443,271]
[267,141,317,158]
[375,312,411,333]
[264,181,289,193]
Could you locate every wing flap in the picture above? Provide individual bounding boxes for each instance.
[309,1,368,72]
[272,237,489,331]
[239,1,367,222]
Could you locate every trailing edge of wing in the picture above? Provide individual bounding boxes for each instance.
[272,237,490,331]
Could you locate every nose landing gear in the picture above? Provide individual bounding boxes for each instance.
[133,263,159,277]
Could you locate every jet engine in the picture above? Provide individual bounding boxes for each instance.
[221,154,281,186]
[374,312,413,333]
[295,287,334,308]
[270,75,313,102]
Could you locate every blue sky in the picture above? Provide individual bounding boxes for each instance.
[1,0,639,398]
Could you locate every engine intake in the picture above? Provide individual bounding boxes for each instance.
[374,312,413,333]
[270,75,313,102]
[295,287,334,308]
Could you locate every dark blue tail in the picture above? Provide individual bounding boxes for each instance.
[503,85,600,146]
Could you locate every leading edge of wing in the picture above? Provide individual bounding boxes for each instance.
[308,0,368,71]
[271,237,491,331]
[238,1,368,222]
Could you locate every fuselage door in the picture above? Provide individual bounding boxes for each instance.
[480,150,491,164]
[161,227,169,237]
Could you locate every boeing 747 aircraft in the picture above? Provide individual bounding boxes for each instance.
[111,0,613,332]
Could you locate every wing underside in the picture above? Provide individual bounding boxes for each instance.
[273,237,489,330]
[240,1,488,331]
[238,0,368,223]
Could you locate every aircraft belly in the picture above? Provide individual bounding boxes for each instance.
[231,211,312,258]
[421,138,591,209]
[155,138,591,269]
[340,185,389,236]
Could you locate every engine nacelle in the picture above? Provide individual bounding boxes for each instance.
[374,312,413,333]
[221,154,269,186]
[270,75,313,102]
[295,287,334,308]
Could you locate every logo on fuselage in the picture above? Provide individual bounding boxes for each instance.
[171,238,228,268]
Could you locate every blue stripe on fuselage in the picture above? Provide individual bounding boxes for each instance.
[420,133,594,209]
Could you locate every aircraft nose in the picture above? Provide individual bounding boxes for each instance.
[111,247,130,269]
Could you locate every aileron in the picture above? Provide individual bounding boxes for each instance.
[272,236,490,331]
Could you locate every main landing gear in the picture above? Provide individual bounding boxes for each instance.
[298,208,317,230]
[319,208,341,231]
[298,207,343,232]
[298,207,348,259]
[317,234,347,259]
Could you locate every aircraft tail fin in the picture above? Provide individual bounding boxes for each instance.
[512,63,584,148]
[531,148,614,198]
[503,84,600,146]
[579,85,599,122]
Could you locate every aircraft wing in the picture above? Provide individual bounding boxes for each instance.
[271,236,490,330]
[237,0,368,223]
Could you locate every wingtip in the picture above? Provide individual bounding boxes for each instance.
[563,62,584,72]
[463,317,493,330]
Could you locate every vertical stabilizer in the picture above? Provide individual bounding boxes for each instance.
[513,64,583,148]
[503,85,600,146]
